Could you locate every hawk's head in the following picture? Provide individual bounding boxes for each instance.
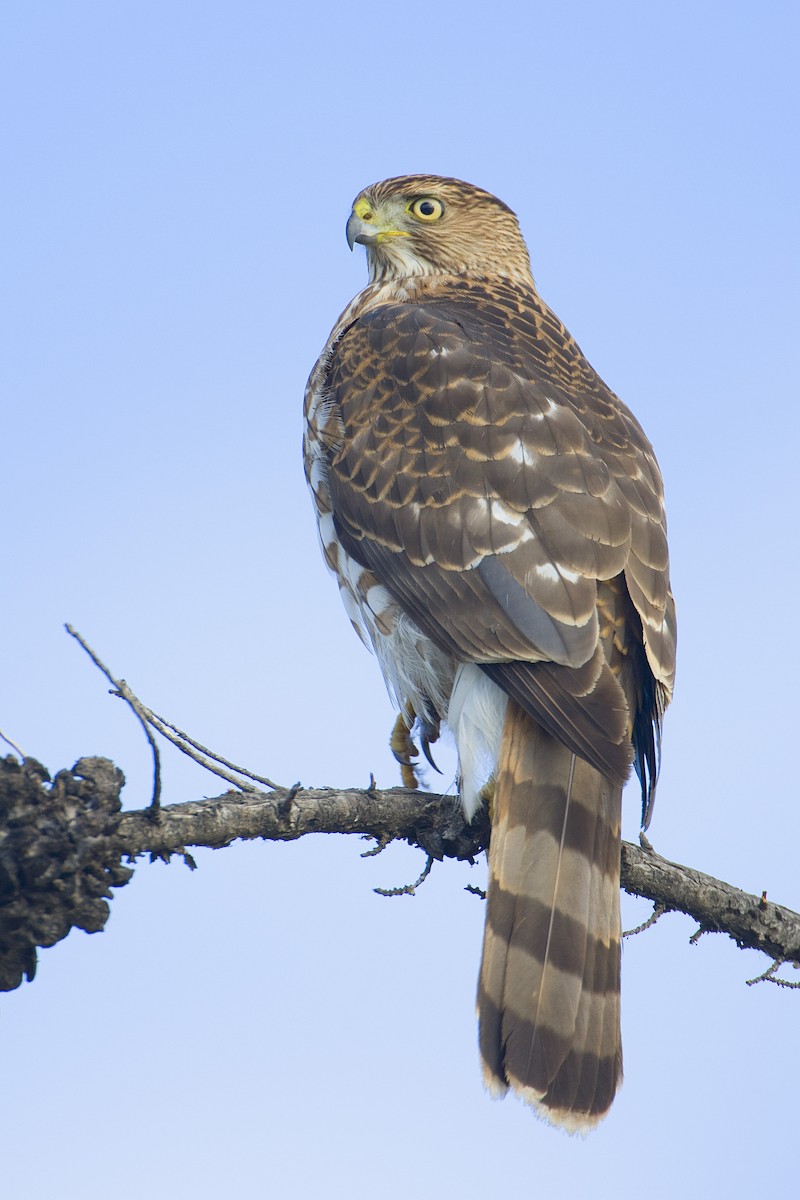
[346,175,533,285]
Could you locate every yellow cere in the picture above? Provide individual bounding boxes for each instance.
[353,195,409,242]
[353,197,374,221]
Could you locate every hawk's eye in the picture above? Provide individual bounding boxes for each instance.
[408,197,444,222]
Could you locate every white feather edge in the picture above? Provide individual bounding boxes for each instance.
[480,1057,607,1136]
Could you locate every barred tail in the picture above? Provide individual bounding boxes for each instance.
[478,700,623,1133]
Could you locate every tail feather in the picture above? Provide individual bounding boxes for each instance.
[478,699,623,1132]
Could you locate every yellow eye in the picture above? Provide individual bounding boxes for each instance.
[408,197,444,222]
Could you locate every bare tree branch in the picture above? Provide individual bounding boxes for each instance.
[2,755,800,994]
[114,779,800,973]
[1,629,795,996]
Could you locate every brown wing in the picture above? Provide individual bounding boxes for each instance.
[324,278,676,802]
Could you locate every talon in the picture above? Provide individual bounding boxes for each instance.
[419,714,442,774]
[390,708,421,788]
[421,735,442,774]
[390,711,419,764]
[390,705,443,788]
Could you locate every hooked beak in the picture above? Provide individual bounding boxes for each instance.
[345,211,361,251]
[346,206,409,251]
[346,210,374,251]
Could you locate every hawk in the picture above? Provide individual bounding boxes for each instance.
[304,175,676,1131]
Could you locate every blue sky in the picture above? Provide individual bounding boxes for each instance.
[2,3,798,1196]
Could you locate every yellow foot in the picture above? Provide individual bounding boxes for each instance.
[390,707,420,790]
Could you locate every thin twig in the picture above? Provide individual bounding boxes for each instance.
[374,854,434,897]
[143,706,281,791]
[361,835,391,858]
[143,708,262,795]
[0,729,25,759]
[465,884,487,900]
[277,782,301,818]
[65,625,162,813]
[623,902,667,939]
[746,960,800,989]
[65,624,284,798]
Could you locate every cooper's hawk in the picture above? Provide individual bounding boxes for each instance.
[304,175,676,1131]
